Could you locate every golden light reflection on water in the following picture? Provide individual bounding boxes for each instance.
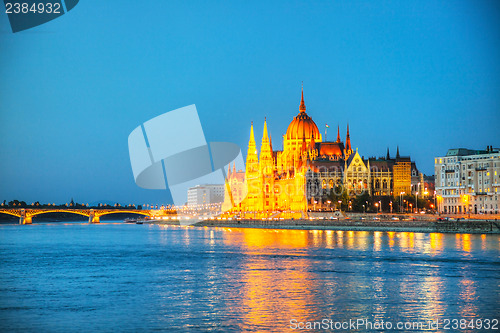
[462,234,471,253]
[213,228,318,330]
[237,228,309,249]
[347,230,355,248]
[397,232,415,251]
[336,231,344,248]
[374,231,382,252]
[459,278,478,318]
[430,233,444,253]
[413,274,447,321]
[455,234,472,254]
[387,231,395,248]
[152,225,498,330]
[325,230,334,248]
[356,231,369,250]
[220,228,438,254]
[240,254,316,330]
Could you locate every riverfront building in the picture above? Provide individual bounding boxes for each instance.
[222,87,422,217]
[187,184,225,207]
[435,147,500,214]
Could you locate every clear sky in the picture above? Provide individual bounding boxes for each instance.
[1,0,499,205]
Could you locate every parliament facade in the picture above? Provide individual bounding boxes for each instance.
[222,88,422,218]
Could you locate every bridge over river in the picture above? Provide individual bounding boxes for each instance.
[0,208,175,224]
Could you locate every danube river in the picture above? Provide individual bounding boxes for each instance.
[1,222,499,332]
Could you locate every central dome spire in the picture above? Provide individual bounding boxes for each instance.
[285,83,321,142]
[299,82,306,113]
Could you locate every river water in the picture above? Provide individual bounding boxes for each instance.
[0,222,499,332]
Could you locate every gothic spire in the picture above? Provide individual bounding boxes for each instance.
[336,125,341,142]
[259,117,273,175]
[246,121,259,175]
[262,117,269,142]
[345,123,351,152]
[386,147,390,160]
[299,82,306,113]
[396,145,400,159]
[249,121,256,146]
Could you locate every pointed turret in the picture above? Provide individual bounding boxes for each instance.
[386,147,390,160]
[243,121,260,212]
[232,162,236,175]
[249,121,256,147]
[262,117,269,141]
[396,145,400,159]
[246,121,259,175]
[299,82,306,113]
[260,118,273,176]
[345,123,352,149]
[227,163,231,179]
[336,125,341,143]
[344,123,353,158]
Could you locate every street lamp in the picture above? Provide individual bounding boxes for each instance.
[379,200,382,213]
[415,192,418,213]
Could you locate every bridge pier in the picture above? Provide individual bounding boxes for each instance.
[19,216,32,224]
[19,209,32,224]
[88,209,100,223]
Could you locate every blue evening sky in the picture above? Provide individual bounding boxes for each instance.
[1,0,499,205]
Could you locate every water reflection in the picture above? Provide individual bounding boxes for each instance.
[0,223,499,332]
[411,274,446,321]
[459,278,478,318]
[430,233,444,253]
[239,250,316,330]
[212,228,498,330]
[455,234,472,254]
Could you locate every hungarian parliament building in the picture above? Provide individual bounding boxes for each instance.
[222,87,423,218]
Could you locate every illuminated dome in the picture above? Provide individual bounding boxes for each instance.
[285,88,321,141]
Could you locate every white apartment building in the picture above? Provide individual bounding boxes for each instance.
[435,146,500,214]
[187,184,225,207]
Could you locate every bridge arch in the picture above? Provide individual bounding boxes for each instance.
[0,208,159,224]
[95,210,153,219]
[28,209,91,218]
[0,210,22,218]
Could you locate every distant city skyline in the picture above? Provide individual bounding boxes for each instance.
[1,0,499,205]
